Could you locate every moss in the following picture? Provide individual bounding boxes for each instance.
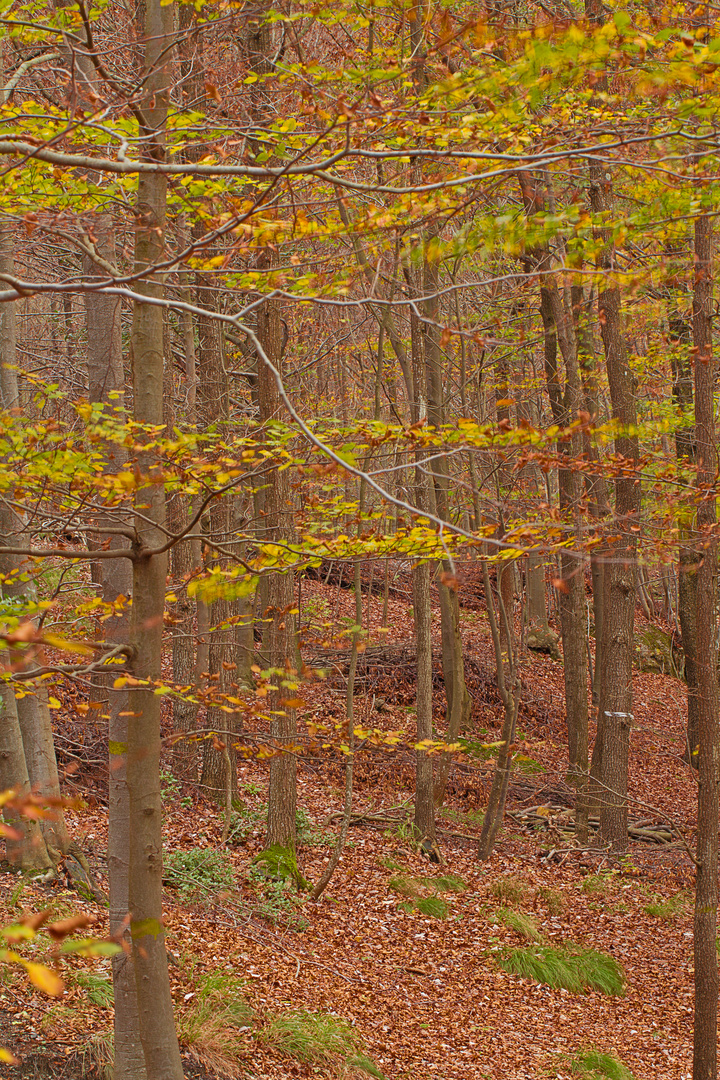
[252,844,309,889]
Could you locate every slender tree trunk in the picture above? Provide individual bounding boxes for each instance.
[518,174,589,839]
[667,267,700,763]
[424,248,470,808]
[692,211,718,1080]
[0,227,70,862]
[311,554,361,901]
[0,678,53,871]
[126,0,184,1074]
[259,297,297,851]
[407,281,435,844]
[586,173,638,854]
[478,560,520,860]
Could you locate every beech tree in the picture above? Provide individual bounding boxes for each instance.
[2,2,720,1074]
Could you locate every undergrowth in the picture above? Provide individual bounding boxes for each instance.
[75,971,114,1008]
[228,806,334,848]
[498,944,625,996]
[388,871,462,919]
[177,973,254,1078]
[251,876,309,929]
[644,891,690,921]
[581,872,617,897]
[564,1048,637,1080]
[490,876,528,905]
[262,1009,385,1078]
[296,807,336,847]
[165,848,235,903]
[440,806,485,828]
[496,907,542,942]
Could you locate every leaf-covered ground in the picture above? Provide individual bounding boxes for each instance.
[0,570,699,1079]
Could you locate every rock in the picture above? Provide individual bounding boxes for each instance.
[636,626,681,676]
[526,626,562,662]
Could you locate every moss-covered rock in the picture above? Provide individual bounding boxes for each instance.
[526,626,561,661]
[636,626,681,676]
[252,844,309,889]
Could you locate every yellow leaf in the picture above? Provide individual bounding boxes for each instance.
[47,697,61,710]
[25,962,63,996]
[0,1047,18,1064]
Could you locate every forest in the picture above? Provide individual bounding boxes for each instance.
[0,0,717,1077]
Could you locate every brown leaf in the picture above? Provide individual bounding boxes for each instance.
[47,914,97,941]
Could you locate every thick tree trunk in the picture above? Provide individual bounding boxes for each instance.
[125,0,184,1075]
[692,212,718,1080]
[83,217,146,1080]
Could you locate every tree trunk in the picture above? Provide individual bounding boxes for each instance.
[423,248,470,809]
[692,211,718,1080]
[0,677,53,871]
[0,227,70,862]
[83,217,146,1080]
[407,281,435,844]
[125,0,184,1074]
[478,560,520,860]
[586,173,638,854]
[667,265,700,764]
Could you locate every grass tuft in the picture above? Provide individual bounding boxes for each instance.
[378,855,406,872]
[263,1009,385,1078]
[75,972,114,1008]
[498,944,625,996]
[644,892,690,921]
[490,876,528,905]
[76,1029,114,1080]
[538,886,565,916]
[388,874,424,898]
[177,973,254,1079]
[567,1048,637,1080]
[497,907,542,942]
[428,873,467,893]
[581,872,616,897]
[415,895,449,919]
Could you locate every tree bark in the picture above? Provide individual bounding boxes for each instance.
[83,217,146,1080]
[587,170,639,854]
[407,279,436,844]
[0,677,53,871]
[126,0,184,1074]
[692,211,718,1080]
[0,227,69,862]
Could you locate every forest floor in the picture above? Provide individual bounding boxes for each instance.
[0,564,699,1080]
